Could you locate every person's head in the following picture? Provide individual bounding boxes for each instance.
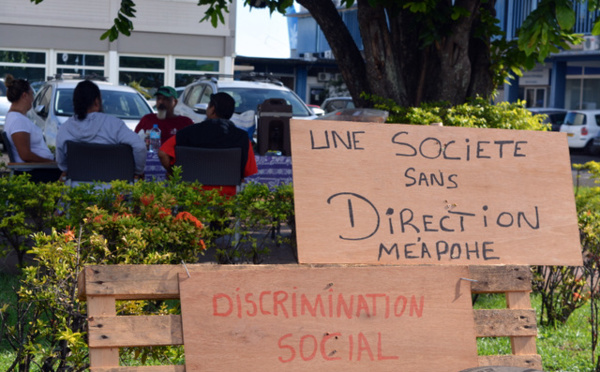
[154,86,178,120]
[208,92,235,120]
[5,74,33,104]
[73,80,102,120]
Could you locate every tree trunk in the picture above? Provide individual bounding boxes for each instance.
[300,0,496,108]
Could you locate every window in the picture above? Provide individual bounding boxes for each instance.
[175,58,219,87]
[119,55,165,96]
[56,52,105,78]
[0,50,46,82]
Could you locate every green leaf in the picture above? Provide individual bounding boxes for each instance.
[593,20,600,36]
[555,6,575,30]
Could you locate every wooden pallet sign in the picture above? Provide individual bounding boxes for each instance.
[179,265,477,372]
[78,264,541,371]
[290,119,582,266]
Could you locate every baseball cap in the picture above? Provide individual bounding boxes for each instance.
[210,92,235,119]
[154,86,177,98]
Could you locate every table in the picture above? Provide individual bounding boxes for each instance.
[144,152,167,182]
[145,152,293,188]
[244,154,292,189]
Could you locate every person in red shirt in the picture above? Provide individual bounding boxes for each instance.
[158,92,257,196]
[135,86,192,144]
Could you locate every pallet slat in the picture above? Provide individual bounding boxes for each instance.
[473,309,537,337]
[469,265,532,293]
[92,366,185,372]
[478,354,542,368]
[88,315,183,348]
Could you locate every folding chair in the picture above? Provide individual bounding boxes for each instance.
[65,141,135,183]
[174,146,243,188]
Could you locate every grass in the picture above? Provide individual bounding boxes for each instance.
[1,273,598,371]
[474,293,596,371]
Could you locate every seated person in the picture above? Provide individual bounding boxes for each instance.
[55,80,147,180]
[158,92,257,196]
[3,74,61,182]
[134,86,193,144]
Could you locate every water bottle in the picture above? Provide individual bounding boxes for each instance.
[149,124,161,153]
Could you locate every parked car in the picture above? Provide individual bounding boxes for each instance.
[174,76,317,134]
[307,104,325,116]
[321,96,355,113]
[527,107,567,132]
[559,109,600,153]
[0,78,9,132]
[28,75,154,147]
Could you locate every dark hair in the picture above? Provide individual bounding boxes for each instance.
[73,80,101,120]
[210,92,235,119]
[4,74,31,103]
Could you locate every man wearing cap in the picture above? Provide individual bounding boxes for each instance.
[134,86,193,144]
[158,92,257,196]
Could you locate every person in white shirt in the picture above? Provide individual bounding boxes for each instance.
[4,74,60,182]
[56,80,147,179]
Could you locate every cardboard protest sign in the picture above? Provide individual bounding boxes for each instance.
[290,120,582,266]
[179,265,478,372]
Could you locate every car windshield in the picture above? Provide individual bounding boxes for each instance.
[0,81,6,97]
[221,87,313,117]
[563,112,586,125]
[54,88,152,119]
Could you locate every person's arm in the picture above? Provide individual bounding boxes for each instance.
[158,136,177,176]
[158,150,173,176]
[10,132,54,163]
[116,122,147,175]
[243,141,258,178]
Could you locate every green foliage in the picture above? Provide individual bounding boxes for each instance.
[0,174,65,267]
[0,177,295,370]
[99,0,136,41]
[363,94,548,131]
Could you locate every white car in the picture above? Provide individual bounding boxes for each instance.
[175,77,317,135]
[28,75,153,147]
[559,109,600,153]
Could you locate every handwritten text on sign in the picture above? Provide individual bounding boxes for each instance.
[290,120,582,266]
[178,265,478,372]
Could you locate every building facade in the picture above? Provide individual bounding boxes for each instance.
[0,0,236,92]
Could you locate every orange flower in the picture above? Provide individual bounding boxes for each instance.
[140,194,154,206]
[158,207,171,219]
[175,211,203,229]
[93,215,104,223]
[64,226,75,243]
[113,194,125,207]
[197,239,206,250]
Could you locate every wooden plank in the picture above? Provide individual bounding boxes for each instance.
[473,309,537,337]
[88,315,183,348]
[92,366,184,372]
[290,120,582,266]
[469,265,532,292]
[506,291,537,355]
[179,265,478,372]
[478,354,542,369]
[87,296,119,367]
[80,265,184,300]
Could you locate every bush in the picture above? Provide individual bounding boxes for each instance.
[363,94,548,131]
[0,174,295,370]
